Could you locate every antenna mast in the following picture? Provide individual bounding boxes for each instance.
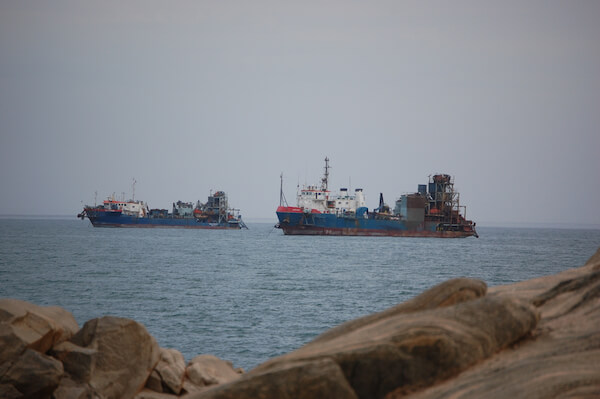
[132,178,137,201]
[321,157,330,191]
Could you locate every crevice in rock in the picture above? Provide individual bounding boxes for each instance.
[533,270,600,307]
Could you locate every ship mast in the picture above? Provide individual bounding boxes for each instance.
[321,157,330,191]
[279,173,288,207]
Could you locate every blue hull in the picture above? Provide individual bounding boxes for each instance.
[87,211,242,229]
[276,211,476,238]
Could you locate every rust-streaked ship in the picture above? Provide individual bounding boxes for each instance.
[276,158,477,238]
[79,189,247,229]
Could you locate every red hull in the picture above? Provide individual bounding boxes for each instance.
[280,225,476,238]
[89,222,240,230]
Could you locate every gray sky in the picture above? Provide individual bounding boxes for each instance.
[1,1,599,226]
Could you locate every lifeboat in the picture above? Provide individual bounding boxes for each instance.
[193,209,208,219]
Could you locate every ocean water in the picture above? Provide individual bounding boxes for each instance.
[0,218,598,371]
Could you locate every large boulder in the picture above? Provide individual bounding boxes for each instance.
[52,375,95,399]
[0,348,64,398]
[0,324,26,377]
[313,277,487,344]
[144,348,186,395]
[0,298,78,355]
[397,248,600,399]
[64,316,160,399]
[50,340,97,382]
[193,358,358,399]
[0,299,77,398]
[190,278,537,399]
[184,354,242,392]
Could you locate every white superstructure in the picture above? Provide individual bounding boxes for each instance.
[102,196,147,217]
[296,158,366,215]
[331,187,366,215]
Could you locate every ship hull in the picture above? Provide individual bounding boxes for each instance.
[276,209,477,238]
[275,161,477,238]
[85,210,242,229]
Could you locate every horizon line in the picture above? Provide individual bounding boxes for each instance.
[0,214,599,230]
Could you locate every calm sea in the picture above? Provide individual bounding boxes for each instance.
[1,218,598,371]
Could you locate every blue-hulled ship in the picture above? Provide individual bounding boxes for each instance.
[276,158,477,238]
[79,189,247,229]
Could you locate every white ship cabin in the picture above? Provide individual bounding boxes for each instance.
[297,185,330,213]
[332,188,366,215]
[103,198,146,217]
[297,186,366,215]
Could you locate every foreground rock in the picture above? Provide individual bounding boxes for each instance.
[190,248,600,399]
[192,281,539,399]
[1,348,63,398]
[54,316,161,399]
[0,304,241,399]
[1,248,599,398]
[144,348,186,395]
[0,298,78,356]
[0,299,78,398]
[392,249,600,399]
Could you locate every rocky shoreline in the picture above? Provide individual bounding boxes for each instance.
[1,247,599,398]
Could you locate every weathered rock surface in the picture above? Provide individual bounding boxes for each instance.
[134,388,179,399]
[50,340,97,383]
[0,299,79,353]
[145,348,186,395]
[189,248,600,399]
[194,358,358,399]
[191,280,538,399]
[66,316,161,399]
[312,277,488,344]
[185,354,242,389]
[0,299,77,398]
[389,248,600,399]
[52,375,95,399]
[1,247,598,399]
[0,348,63,398]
